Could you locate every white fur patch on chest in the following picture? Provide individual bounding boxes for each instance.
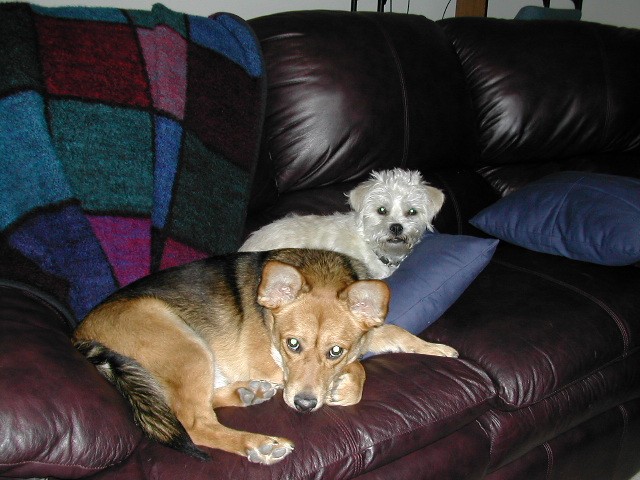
[213,363,229,389]
[270,344,284,370]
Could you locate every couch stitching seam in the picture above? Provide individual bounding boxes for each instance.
[612,403,630,478]
[543,442,554,480]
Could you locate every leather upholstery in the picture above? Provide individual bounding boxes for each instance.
[439,18,640,194]
[423,243,640,470]
[484,400,640,480]
[0,284,141,479]
[248,11,479,196]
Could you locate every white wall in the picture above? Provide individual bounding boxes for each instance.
[3,0,639,28]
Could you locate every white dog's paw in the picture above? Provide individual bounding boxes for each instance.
[238,380,282,406]
[421,342,459,358]
[246,438,294,464]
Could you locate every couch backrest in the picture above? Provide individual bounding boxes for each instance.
[440,17,640,192]
[248,11,480,205]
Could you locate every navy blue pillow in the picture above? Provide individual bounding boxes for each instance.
[470,172,640,266]
[385,233,498,334]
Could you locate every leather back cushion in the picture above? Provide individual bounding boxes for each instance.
[439,18,640,166]
[248,11,479,197]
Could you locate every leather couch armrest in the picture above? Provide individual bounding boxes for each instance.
[0,283,141,479]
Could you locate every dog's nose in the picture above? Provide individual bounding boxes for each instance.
[293,393,317,412]
[390,223,403,236]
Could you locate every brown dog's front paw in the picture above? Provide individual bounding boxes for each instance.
[238,380,282,406]
[246,437,294,465]
[328,379,361,406]
[326,363,365,407]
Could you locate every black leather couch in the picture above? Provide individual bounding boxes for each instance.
[2,10,640,480]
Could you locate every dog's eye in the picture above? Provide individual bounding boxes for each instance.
[377,207,387,215]
[286,338,301,353]
[407,208,418,216]
[327,345,344,359]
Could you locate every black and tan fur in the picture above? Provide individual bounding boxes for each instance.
[73,249,458,464]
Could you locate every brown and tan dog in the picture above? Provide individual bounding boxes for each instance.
[73,249,457,464]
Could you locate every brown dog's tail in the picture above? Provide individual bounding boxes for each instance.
[74,340,209,461]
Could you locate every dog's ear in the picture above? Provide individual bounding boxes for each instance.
[258,260,307,309]
[424,186,446,220]
[341,280,390,329]
[347,179,375,212]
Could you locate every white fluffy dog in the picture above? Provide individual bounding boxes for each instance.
[239,169,445,278]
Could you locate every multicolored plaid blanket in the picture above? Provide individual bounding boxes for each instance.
[0,3,265,322]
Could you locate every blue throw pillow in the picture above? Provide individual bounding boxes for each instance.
[385,233,498,334]
[469,172,640,266]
